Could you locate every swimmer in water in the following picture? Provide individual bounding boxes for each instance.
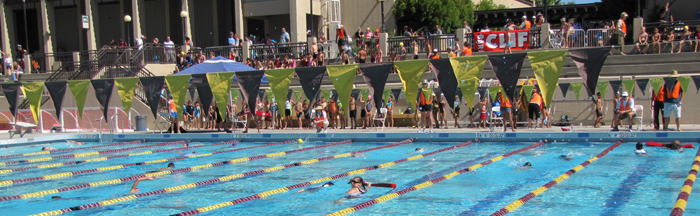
[335,177,372,204]
[183,152,198,157]
[523,162,532,167]
[130,176,156,193]
[67,140,85,145]
[351,152,366,158]
[415,148,427,152]
[634,142,647,155]
[660,140,683,150]
[559,155,573,161]
[50,196,84,201]
[41,146,56,151]
[295,182,335,193]
[142,163,175,171]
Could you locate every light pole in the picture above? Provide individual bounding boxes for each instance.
[379,0,385,33]
[124,15,132,46]
[310,0,313,37]
[180,11,189,47]
[22,0,29,52]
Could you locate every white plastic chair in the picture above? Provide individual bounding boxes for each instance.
[373,108,387,131]
[233,114,248,132]
[634,105,644,131]
[490,106,503,128]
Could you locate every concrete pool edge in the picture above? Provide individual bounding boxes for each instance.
[1,132,696,146]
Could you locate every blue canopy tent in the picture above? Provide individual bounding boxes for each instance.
[176,56,268,83]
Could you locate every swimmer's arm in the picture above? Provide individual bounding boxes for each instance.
[365,182,372,191]
[130,176,155,193]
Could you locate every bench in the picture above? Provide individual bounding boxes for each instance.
[9,122,37,138]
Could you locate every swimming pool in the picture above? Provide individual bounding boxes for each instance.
[0,139,698,215]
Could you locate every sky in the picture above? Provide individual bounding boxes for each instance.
[571,0,602,3]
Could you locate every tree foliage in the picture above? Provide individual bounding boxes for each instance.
[535,0,576,6]
[392,0,476,34]
[474,0,508,11]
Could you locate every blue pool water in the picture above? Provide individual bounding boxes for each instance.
[0,140,697,215]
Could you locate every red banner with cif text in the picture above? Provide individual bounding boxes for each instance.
[475,30,530,51]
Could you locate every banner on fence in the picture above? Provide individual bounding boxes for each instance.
[475,30,530,51]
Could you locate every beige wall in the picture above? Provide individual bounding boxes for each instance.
[473,0,533,9]
[339,0,397,35]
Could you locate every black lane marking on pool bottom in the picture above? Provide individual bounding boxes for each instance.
[601,158,657,215]
[461,176,543,215]
[400,153,498,189]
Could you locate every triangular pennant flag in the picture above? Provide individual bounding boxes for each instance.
[192,74,212,116]
[258,89,266,101]
[488,86,501,102]
[528,50,567,107]
[45,81,67,120]
[68,80,90,119]
[293,90,302,103]
[327,64,359,116]
[421,88,433,103]
[522,85,535,101]
[231,89,239,102]
[636,79,649,96]
[692,76,700,93]
[21,82,45,124]
[360,62,394,110]
[430,59,458,109]
[597,81,609,99]
[477,87,487,99]
[1,83,22,119]
[266,89,275,103]
[331,90,338,101]
[321,89,331,101]
[663,77,678,92]
[207,72,236,119]
[677,76,691,93]
[139,76,165,118]
[570,83,584,100]
[265,68,295,117]
[650,78,664,96]
[188,88,196,101]
[90,79,115,122]
[622,79,635,95]
[287,89,293,101]
[361,89,371,102]
[114,77,140,114]
[559,83,570,99]
[236,71,265,112]
[351,89,361,100]
[391,89,402,102]
[569,47,611,100]
[609,80,622,96]
[489,53,527,107]
[394,60,430,111]
[514,85,523,100]
[451,56,487,109]
[165,75,192,119]
[295,67,327,114]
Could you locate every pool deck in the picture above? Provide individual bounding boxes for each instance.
[2,124,698,146]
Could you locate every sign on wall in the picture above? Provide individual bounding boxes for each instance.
[82,15,89,29]
[474,29,530,52]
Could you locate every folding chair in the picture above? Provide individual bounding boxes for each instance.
[634,105,644,131]
[490,106,503,128]
[154,111,171,133]
[233,114,248,132]
[373,108,387,131]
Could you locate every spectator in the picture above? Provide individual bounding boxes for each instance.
[336,24,348,53]
[411,41,419,60]
[635,27,649,54]
[280,28,290,43]
[429,49,440,59]
[375,44,382,63]
[462,42,472,56]
[164,36,175,63]
[403,26,412,37]
[15,44,26,70]
[109,39,116,48]
[447,47,457,57]
[662,71,683,131]
[504,28,513,54]
[651,83,665,130]
[354,27,364,47]
[185,37,193,48]
[695,26,700,52]
[319,32,327,44]
[561,18,570,48]
[651,28,662,54]
[463,21,472,33]
[388,49,396,62]
[306,29,312,39]
[435,25,443,35]
[229,32,238,46]
[660,2,673,23]
[519,15,531,30]
[611,91,636,131]
[136,35,145,50]
[118,39,127,47]
[613,12,628,55]
[481,24,491,32]
[536,12,544,26]
[665,28,675,53]
[398,42,407,61]
[2,51,11,75]
[365,27,373,39]
[152,37,159,44]
[677,26,693,53]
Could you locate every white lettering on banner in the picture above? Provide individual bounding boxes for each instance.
[498,33,506,48]
[517,31,528,47]
[485,34,498,49]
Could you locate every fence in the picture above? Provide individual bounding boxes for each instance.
[250,42,308,60]
[203,46,243,62]
[529,27,542,49]
[585,28,613,47]
[387,34,457,55]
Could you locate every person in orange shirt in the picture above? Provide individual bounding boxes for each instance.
[652,85,666,130]
[613,12,628,55]
[447,47,457,57]
[168,97,180,133]
[499,91,516,132]
[430,49,441,59]
[462,42,472,56]
[528,88,543,128]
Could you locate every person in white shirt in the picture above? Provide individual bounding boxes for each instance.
[284,99,293,129]
[612,91,636,131]
[163,36,175,63]
[136,35,145,50]
[634,142,647,155]
[314,106,329,133]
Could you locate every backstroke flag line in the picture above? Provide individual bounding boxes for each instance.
[430,58,459,108]
[1,83,21,119]
[528,50,566,107]
[295,67,327,113]
[22,82,46,124]
[327,65,359,116]
[45,81,67,120]
[236,71,265,112]
[90,79,115,123]
[569,47,611,101]
[68,80,90,119]
[265,68,295,117]
[165,75,192,119]
[451,56,487,107]
[115,77,140,115]
[207,72,236,119]
[489,53,527,106]
[395,60,429,111]
[360,62,394,109]
[140,76,166,118]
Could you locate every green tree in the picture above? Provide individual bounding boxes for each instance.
[535,0,575,6]
[392,0,476,34]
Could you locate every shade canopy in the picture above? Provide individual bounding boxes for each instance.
[176,56,268,83]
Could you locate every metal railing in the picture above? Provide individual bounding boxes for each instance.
[203,45,242,61]
[585,28,613,47]
[29,52,74,74]
[529,27,541,49]
[387,34,457,55]
[250,42,308,60]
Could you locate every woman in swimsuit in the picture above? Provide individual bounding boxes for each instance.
[386,97,394,128]
[336,177,372,203]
